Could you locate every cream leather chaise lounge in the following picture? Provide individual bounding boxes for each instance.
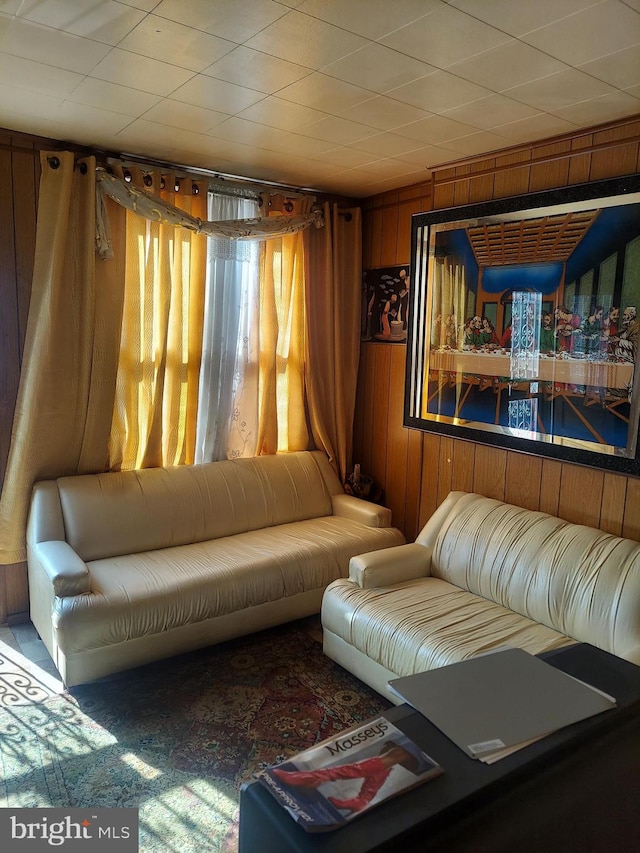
[322,490,640,701]
[27,451,405,687]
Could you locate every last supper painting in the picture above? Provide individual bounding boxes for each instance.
[405,176,640,476]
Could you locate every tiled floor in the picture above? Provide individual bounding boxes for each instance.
[0,621,64,702]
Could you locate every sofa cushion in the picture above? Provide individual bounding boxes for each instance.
[55,452,337,561]
[430,493,640,657]
[54,516,404,652]
[322,576,575,678]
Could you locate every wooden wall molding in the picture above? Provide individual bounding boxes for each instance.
[431,115,640,185]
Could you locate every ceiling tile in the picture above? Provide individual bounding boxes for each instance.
[322,43,435,94]
[13,0,146,45]
[118,14,236,73]
[309,147,379,168]
[504,68,615,112]
[0,80,64,119]
[237,96,326,132]
[579,44,640,89]
[116,118,215,152]
[55,101,134,140]
[90,49,195,97]
[350,132,423,157]
[141,99,229,133]
[396,114,481,145]
[351,157,425,179]
[394,143,463,166]
[448,0,604,37]
[152,0,287,43]
[207,116,334,158]
[170,75,265,114]
[0,52,83,97]
[67,78,162,117]
[110,0,158,10]
[442,94,542,130]
[338,95,430,131]
[297,0,438,40]
[381,4,511,68]
[1,15,111,73]
[492,113,579,143]
[299,115,381,145]
[552,90,640,124]
[277,73,372,113]
[203,46,309,94]
[448,40,568,92]
[521,1,640,66]
[441,130,513,156]
[244,10,368,69]
[389,71,492,112]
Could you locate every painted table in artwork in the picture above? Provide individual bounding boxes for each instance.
[429,348,634,388]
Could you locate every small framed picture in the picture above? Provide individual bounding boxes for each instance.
[362,265,410,343]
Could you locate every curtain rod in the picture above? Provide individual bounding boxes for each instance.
[110,154,317,202]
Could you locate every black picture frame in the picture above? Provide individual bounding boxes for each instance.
[362,265,411,343]
[404,175,640,476]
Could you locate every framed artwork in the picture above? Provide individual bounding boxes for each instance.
[404,175,640,476]
[362,265,410,343]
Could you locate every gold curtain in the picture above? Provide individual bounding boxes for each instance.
[433,257,467,348]
[255,196,310,455]
[304,204,362,482]
[109,170,208,469]
[0,152,125,564]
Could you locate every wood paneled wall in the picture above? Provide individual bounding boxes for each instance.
[354,116,640,543]
[0,130,45,623]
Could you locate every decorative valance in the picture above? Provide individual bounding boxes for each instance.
[95,167,324,259]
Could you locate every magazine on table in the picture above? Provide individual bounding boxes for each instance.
[254,715,443,832]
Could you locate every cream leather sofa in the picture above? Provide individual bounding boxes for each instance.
[322,490,640,701]
[27,451,405,687]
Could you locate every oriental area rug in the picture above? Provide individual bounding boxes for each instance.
[0,619,390,852]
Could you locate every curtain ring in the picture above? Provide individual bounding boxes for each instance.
[78,162,88,175]
[47,156,61,170]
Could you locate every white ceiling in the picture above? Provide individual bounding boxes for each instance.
[1,0,640,198]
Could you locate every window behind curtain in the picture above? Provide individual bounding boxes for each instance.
[194,192,260,462]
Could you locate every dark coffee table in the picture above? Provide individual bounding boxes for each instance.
[238,644,640,853]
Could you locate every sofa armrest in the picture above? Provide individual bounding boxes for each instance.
[30,541,91,597]
[621,645,640,666]
[331,493,392,528]
[349,543,431,589]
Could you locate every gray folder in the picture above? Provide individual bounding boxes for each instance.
[388,647,616,759]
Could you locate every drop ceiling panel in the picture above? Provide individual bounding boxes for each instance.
[0,0,639,197]
[203,47,308,93]
[153,0,288,43]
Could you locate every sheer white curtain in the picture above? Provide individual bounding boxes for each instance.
[194,192,260,462]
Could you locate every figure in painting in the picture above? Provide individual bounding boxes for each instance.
[397,268,410,331]
[480,317,499,348]
[539,311,556,352]
[553,305,581,351]
[577,305,604,356]
[464,316,484,347]
[603,306,621,354]
[614,306,639,363]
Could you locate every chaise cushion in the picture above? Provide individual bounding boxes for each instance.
[322,575,575,678]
